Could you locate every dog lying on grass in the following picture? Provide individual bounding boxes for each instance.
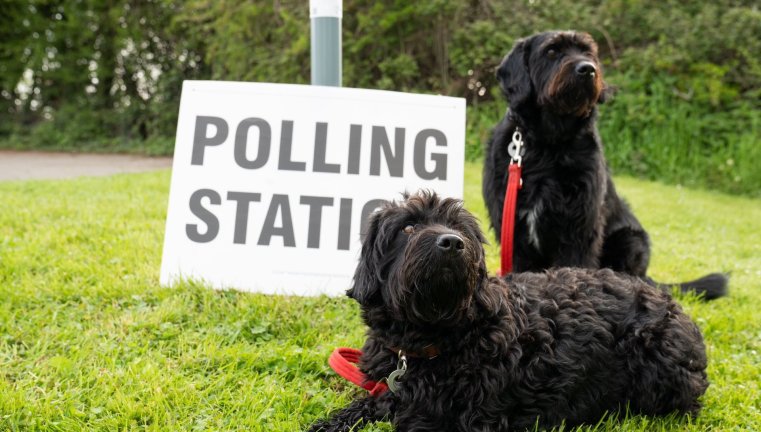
[308,191,709,431]
[482,30,727,299]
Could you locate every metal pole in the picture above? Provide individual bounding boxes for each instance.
[310,0,342,87]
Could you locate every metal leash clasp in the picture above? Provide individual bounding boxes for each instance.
[507,129,525,167]
[386,351,408,393]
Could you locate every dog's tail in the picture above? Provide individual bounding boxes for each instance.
[645,273,729,301]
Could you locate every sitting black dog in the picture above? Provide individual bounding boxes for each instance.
[308,191,709,431]
[482,30,727,299]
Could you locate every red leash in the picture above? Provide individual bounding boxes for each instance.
[328,347,389,396]
[500,129,524,276]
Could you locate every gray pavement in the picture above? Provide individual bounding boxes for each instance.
[0,150,173,181]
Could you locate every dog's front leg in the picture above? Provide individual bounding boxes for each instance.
[306,394,394,432]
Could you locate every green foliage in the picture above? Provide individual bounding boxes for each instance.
[0,0,759,194]
[1,165,760,430]
[596,70,761,197]
[176,0,310,83]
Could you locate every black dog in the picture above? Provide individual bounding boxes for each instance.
[308,191,709,431]
[482,30,727,299]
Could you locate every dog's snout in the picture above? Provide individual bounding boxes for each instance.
[575,61,596,77]
[436,234,464,253]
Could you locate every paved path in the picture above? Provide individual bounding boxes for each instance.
[0,150,173,181]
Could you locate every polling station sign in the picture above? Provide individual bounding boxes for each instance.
[160,81,465,296]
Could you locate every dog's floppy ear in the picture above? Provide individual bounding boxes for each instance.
[497,37,533,107]
[347,207,383,306]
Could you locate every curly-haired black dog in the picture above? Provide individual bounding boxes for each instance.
[308,191,709,431]
[482,30,727,299]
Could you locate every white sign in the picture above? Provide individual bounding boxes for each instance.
[160,81,465,296]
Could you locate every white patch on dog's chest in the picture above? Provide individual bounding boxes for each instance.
[519,201,544,252]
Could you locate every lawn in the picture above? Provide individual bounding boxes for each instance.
[0,162,759,431]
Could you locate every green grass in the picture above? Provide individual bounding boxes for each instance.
[1,163,759,431]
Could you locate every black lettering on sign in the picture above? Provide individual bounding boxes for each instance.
[314,122,341,173]
[184,191,388,250]
[235,118,271,169]
[414,128,448,180]
[278,120,306,171]
[227,192,262,244]
[347,124,362,175]
[337,198,353,250]
[370,126,405,177]
[190,118,450,181]
[186,189,221,242]
[258,194,296,247]
[191,116,228,165]
[300,196,334,248]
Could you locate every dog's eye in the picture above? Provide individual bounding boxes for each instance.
[547,49,557,59]
[402,224,415,234]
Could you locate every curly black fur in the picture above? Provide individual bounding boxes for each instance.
[308,192,709,432]
[482,30,727,299]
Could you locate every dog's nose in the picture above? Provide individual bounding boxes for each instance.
[436,234,464,253]
[575,61,596,76]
